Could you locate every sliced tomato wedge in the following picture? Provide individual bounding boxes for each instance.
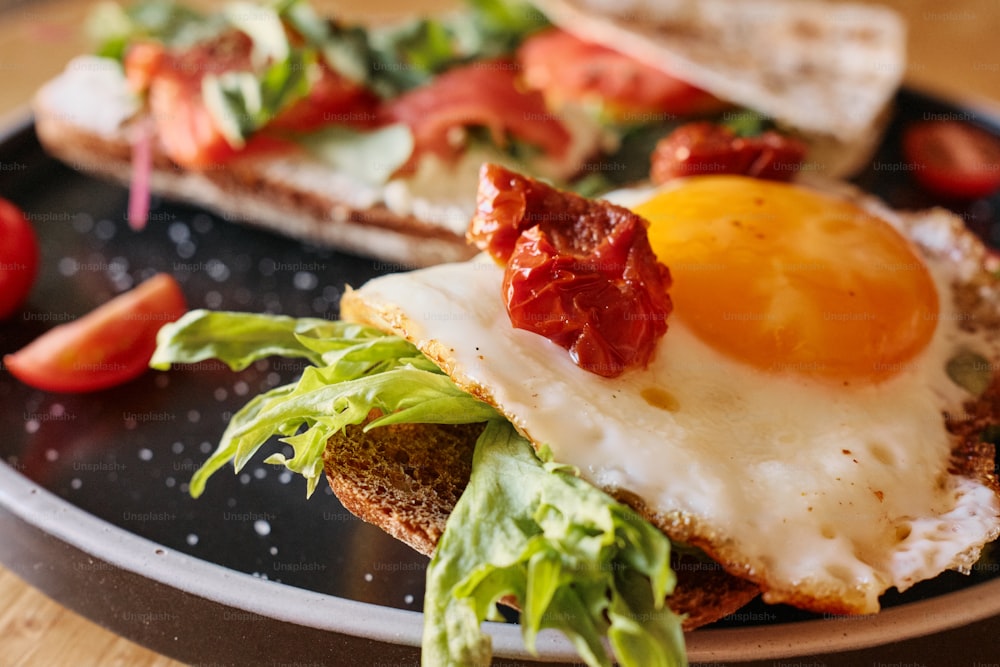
[384,59,572,167]
[4,274,187,393]
[518,28,725,120]
[123,41,166,94]
[902,120,1000,200]
[124,32,376,169]
[0,198,39,320]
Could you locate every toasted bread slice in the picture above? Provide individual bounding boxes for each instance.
[322,417,761,630]
[533,0,905,144]
[532,0,904,177]
[31,55,875,272]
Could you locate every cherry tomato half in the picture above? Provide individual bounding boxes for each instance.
[4,273,187,393]
[0,198,39,319]
[650,122,807,184]
[902,120,1000,200]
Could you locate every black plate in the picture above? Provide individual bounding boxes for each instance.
[2,88,1000,666]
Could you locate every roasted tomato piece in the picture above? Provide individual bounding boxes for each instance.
[650,122,807,183]
[0,198,39,320]
[747,131,811,180]
[4,274,187,393]
[518,28,724,120]
[384,60,572,167]
[903,120,1000,200]
[469,164,672,377]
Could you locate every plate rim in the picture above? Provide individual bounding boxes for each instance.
[5,457,1000,664]
[3,86,1000,664]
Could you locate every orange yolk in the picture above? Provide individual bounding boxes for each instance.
[633,176,940,383]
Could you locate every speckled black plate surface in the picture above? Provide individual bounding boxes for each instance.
[2,88,1000,667]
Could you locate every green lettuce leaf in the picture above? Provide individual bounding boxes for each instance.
[152,309,355,370]
[424,420,686,667]
[216,364,497,496]
[278,0,372,85]
[151,310,498,497]
[720,108,774,138]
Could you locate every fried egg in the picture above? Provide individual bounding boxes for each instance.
[342,175,1000,615]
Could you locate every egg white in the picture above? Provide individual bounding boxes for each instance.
[342,180,1000,615]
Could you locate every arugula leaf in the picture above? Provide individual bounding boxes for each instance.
[367,0,548,95]
[279,0,373,85]
[424,420,686,667]
[198,3,318,148]
[201,50,313,147]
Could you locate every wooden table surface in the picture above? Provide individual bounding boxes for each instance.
[1,1,998,666]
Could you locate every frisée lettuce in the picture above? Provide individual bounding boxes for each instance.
[151,309,687,667]
[151,310,497,497]
[428,420,685,667]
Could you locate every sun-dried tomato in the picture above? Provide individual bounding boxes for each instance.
[469,163,672,378]
[650,121,807,184]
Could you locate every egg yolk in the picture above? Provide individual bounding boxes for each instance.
[633,176,940,383]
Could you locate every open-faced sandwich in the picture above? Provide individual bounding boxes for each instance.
[33,0,904,267]
[151,158,1000,665]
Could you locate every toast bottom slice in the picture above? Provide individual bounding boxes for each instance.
[322,418,760,630]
